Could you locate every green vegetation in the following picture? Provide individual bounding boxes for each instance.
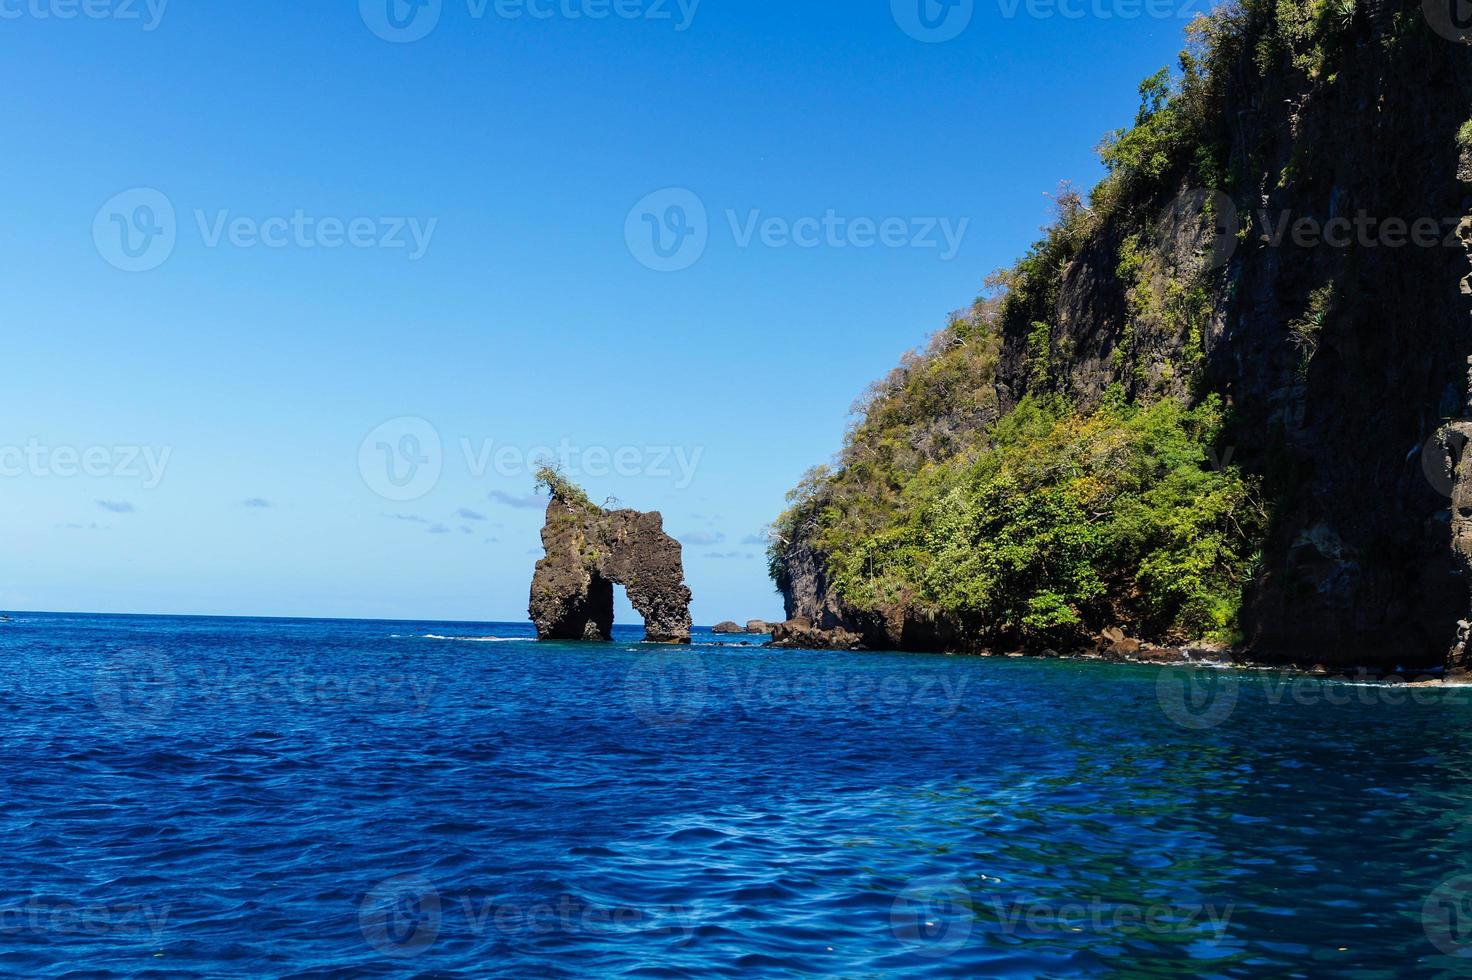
[774,382,1264,647]
[1289,283,1337,371]
[770,3,1280,648]
[535,463,597,512]
[1458,119,1472,150]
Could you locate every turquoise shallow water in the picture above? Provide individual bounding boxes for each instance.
[1,611,1470,976]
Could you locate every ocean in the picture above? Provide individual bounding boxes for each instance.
[0,611,1467,976]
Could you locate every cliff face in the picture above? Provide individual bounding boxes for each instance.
[772,0,1472,669]
[529,478,693,644]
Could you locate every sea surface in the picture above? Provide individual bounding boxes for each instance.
[1,612,1471,976]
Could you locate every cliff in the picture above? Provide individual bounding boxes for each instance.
[529,470,693,644]
[770,0,1472,671]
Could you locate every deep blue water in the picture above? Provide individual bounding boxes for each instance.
[2,612,1472,976]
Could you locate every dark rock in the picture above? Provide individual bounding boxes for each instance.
[769,620,864,651]
[712,621,743,634]
[528,477,692,644]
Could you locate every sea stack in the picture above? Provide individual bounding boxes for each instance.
[528,468,693,644]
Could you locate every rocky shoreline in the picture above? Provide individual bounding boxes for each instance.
[752,617,1463,684]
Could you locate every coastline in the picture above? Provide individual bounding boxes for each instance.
[753,620,1470,687]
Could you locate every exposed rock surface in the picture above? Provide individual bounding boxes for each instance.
[529,478,692,644]
[769,619,865,651]
[744,619,773,634]
[712,621,743,634]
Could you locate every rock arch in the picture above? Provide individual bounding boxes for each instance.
[528,477,692,644]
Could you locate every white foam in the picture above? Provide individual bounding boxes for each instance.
[420,634,524,643]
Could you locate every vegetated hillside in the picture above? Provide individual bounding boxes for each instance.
[770,0,1472,668]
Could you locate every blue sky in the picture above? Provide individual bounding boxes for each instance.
[0,0,1206,625]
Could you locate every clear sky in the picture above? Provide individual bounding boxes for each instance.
[0,0,1207,625]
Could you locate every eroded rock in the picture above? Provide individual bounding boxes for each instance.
[528,473,692,644]
[769,620,865,651]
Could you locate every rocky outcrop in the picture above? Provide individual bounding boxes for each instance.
[712,621,743,634]
[769,619,865,651]
[744,619,773,634]
[528,476,692,644]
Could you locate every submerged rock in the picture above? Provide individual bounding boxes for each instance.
[528,473,692,644]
